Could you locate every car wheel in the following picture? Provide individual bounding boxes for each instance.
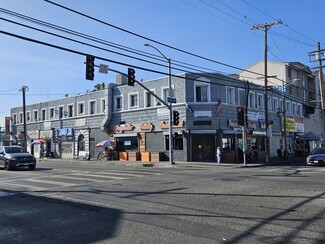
[28,165,36,170]
[4,161,11,171]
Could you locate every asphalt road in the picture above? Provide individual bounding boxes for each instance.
[0,160,324,243]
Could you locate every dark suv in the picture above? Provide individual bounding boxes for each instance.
[0,146,36,171]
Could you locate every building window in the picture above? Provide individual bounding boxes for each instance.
[115,96,122,111]
[68,105,73,117]
[116,137,138,151]
[195,85,209,102]
[78,103,84,115]
[174,133,184,150]
[280,99,284,111]
[13,114,17,124]
[273,98,279,112]
[26,112,31,122]
[59,106,64,119]
[162,87,170,103]
[129,93,138,109]
[101,99,106,113]
[248,92,255,108]
[268,97,272,111]
[238,89,245,106]
[292,102,297,116]
[50,108,55,119]
[226,87,235,104]
[89,101,96,115]
[286,101,291,114]
[33,110,38,121]
[145,90,154,108]
[297,104,302,116]
[257,94,263,109]
[41,109,46,121]
[19,113,23,124]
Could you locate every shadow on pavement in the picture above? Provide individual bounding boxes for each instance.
[0,189,121,243]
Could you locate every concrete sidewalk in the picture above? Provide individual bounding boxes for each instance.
[38,155,307,168]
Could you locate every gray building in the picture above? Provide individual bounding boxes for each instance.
[11,71,300,163]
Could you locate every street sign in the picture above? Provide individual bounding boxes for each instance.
[167,97,176,103]
[99,64,109,74]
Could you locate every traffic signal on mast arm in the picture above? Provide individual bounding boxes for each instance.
[173,110,180,125]
[86,55,95,80]
[128,68,136,86]
[237,106,245,126]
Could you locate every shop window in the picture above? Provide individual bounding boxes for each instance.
[116,137,138,151]
[165,134,183,151]
[222,135,235,151]
[78,134,85,151]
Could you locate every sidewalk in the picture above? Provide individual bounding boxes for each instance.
[38,156,307,168]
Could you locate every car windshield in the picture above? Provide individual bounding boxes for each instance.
[310,148,325,155]
[5,147,26,153]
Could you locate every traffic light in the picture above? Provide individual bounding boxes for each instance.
[128,68,136,86]
[173,110,179,125]
[237,106,245,126]
[86,55,95,80]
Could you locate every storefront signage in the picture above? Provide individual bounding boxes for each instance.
[140,123,154,132]
[247,122,256,130]
[40,130,52,139]
[194,111,212,117]
[44,121,51,130]
[57,128,73,137]
[160,121,184,129]
[247,111,259,122]
[27,130,39,139]
[228,120,238,128]
[258,112,265,122]
[116,124,134,133]
[283,118,304,133]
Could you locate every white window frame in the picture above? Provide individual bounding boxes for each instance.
[88,100,97,115]
[268,97,272,111]
[33,110,39,122]
[114,95,123,111]
[273,98,279,112]
[77,102,84,116]
[41,109,46,121]
[144,89,156,108]
[12,114,17,124]
[101,98,106,113]
[257,93,263,109]
[128,92,139,109]
[280,99,284,111]
[161,86,170,104]
[248,92,255,108]
[297,104,302,116]
[19,112,23,124]
[286,101,291,114]
[238,88,245,106]
[58,106,64,119]
[292,102,297,116]
[226,86,235,105]
[49,107,55,119]
[67,104,74,118]
[26,111,31,122]
[194,81,210,102]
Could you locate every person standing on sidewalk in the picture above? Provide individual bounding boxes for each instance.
[217,147,222,164]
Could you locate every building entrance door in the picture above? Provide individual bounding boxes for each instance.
[192,134,215,162]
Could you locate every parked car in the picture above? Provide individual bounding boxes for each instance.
[0,146,36,171]
[306,148,325,166]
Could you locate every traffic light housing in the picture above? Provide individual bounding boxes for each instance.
[237,107,244,126]
[173,110,179,125]
[86,55,95,80]
[128,68,136,86]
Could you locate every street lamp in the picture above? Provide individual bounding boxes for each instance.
[144,43,174,164]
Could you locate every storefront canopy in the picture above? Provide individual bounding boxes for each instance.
[297,131,321,141]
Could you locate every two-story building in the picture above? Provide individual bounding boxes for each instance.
[11,70,303,163]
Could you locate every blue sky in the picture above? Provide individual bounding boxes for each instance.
[0,0,324,128]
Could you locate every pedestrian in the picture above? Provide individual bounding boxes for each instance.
[217,147,222,164]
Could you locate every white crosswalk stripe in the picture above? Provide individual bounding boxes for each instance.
[0,169,161,193]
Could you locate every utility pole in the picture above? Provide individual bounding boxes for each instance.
[309,42,325,136]
[19,86,29,149]
[251,20,282,163]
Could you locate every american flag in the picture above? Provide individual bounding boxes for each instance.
[216,98,223,116]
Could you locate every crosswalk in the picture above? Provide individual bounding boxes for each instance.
[0,169,163,195]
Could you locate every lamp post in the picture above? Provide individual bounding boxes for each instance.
[19,86,29,149]
[144,43,174,164]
